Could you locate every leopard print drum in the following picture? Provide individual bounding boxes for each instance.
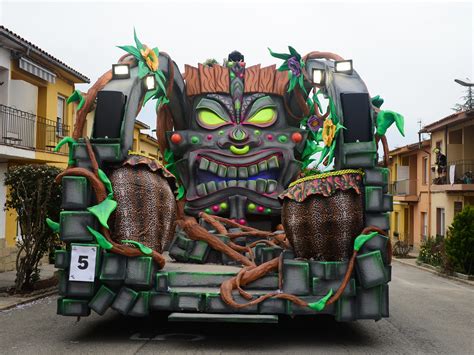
[280,172,364,261]
[109,156,177,253]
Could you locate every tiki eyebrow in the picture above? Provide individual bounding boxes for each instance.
[196,98,231,121]
[245,96,276,118]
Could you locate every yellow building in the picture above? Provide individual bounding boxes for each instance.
[0,26,163,272]
[389,109,474,251]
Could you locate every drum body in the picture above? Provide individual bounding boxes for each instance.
[281,172,364,261]
[109,157,177,253]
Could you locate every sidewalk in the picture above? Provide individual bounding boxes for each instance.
[393,257,474,287]
[0,264,58,311]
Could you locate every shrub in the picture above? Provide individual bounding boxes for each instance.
[418,236,444,267]
[445,205,474,275]
[4,164,62,292]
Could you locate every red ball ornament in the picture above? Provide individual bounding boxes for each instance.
[291,132,303,143]
[238,218,246,225]
[257,206,264,213]
[212,205,220,212]
[170,133,182,144]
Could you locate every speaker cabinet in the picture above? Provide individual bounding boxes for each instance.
[340,93,373,143]
[92,91,127,139]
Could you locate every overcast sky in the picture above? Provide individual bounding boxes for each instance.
[1,0,472,149]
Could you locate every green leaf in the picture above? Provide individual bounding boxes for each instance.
[287,76,297,92]
[98,168,113,195]
[315,145,330,167]
[54,136,75,162]
[371,95,384,108]
[133,27,143,50]
[117,45,141,59]
[138,60,150,79]
[121,239,152,255]
[87,226,113,250]
[288,46,301,60]
[155,76,167,96]
[177,184,185,200]
[267,47,291,60]
[156,69,166,82]
[164,148,175,163]
[87,197,117,229]
[376,110,405,137]
[354,231,378,251]
[307,289,333,311]
[152,47,159,58]
[66,90,85,111]
[143,90,156,106]
[46,218,59,233]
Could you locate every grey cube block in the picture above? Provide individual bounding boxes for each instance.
[54,249,69,269]
[188,240,210,263]
[74,159,93,170]
[57,270,68,296]
[61,176,91,210]
[363,168,389,186]
[205,292,258,314]
[246,274,279,290]
[259,298,287,314]
[73,143,122,162]
[168,272,236,287]
[89,285,116,315]
[356,286,382,320]
[312,278,356,297]
[57,298,90,317]
[365,186,384,212]
[60,211,96,242]
[356,250,387,288]
[365,213,390,230]
[282,250,295,260]
[111,287,138,315]
[100,253,127,282]
[385,265,392,282]
[283,260,310,296]
[155,272,168,291]
[66,281,96,298]
[359,234,389,264]
[335,297,357,322]
[176,293,203,311]
[309,261,325,279]
[125,256,153,287]
[129,292,150,317]
[177,234,194,251]
[325,261,349,280]
[150,292,174,310]
[169,244,189,262]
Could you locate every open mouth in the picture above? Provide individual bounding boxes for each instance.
[194,152,283,197]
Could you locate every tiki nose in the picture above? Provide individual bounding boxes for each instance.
[229,127,248,143]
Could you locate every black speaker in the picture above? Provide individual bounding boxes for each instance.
[92,91,127,139]
[340,93,373,143]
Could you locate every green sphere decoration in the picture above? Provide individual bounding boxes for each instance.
[220,202,228,210]
[254,130,261,136]
[247,203,256,211]
[191,136,200,144]
[278,135,288,143]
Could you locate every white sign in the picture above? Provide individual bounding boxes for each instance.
[69,245,97,282]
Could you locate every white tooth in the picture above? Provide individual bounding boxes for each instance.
[228,166,237,178]
[217,165,227,177]
[258,160,268,172]
[217,181,227,190]
[208,161,218,174]
[266,179,277,193]
[196,183,207,196]
[248,180,256,190]
[199,158,210,170]
[206,181,217,193]
[268,156,279,169]
[238,167,248,178]
[248,164,258,176]
[228,180,237,187]
[237,180,247,188]
[256,178,267,193]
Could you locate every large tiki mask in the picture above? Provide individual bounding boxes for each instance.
[166,56,308,227]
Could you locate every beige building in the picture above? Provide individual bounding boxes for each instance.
[389,109,474,250]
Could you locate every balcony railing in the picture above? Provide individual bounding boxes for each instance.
[432,160,474,185]
[390,179,417,195]
[0,104,70,154]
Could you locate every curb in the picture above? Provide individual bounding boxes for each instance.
[0,288,58,311]
[393,258,474,287]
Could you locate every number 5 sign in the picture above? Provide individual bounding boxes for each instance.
[69,245,98,282]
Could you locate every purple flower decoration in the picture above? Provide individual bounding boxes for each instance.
[307,115,324,132]
[287,56,301,77]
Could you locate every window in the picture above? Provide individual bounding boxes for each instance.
[436,208,445,237]
[454,201,463,216]
[422,156,428,185]
[57,96,66,136]
[421,212,428,241]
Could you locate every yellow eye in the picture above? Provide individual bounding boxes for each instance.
[246,107,276,127]
[197,109,229,129]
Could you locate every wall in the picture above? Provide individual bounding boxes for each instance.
[9,79,38,114]
[0,162,7,240]
[0,47,10,106]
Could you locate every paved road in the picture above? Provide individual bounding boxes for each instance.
[0,262,473,354]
